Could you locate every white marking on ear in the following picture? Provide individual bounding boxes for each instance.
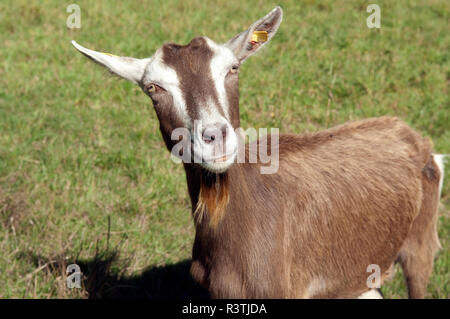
[224,6,283,62]
[71,40,150,84]
[142,49,190,128]
[206,38,238,121]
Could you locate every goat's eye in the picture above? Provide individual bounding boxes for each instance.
[230,65,239,74]
[146,84,158,93]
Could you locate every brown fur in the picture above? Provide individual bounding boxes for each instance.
[187,117,441,298]
[147,39,441,298]
[397,156,442,298]
[147,38,441,298]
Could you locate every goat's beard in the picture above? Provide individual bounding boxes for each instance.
[194,172,230,228]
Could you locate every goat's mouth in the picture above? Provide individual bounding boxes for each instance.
[212,154,231,163]
[205,149,237,163]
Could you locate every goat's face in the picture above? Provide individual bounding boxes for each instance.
[72,7,282,173]
[140,37,241,173]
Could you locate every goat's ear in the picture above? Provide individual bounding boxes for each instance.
[225,6,283,63]
[71,40,150,84]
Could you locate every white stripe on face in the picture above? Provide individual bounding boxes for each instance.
[206,38,239,122]
[142,49,191,128]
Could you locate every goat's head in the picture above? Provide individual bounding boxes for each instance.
[72,7,282,173]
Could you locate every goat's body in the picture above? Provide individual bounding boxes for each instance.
[188,116,442,298]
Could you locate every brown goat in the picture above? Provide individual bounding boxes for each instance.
[73,7,444,298]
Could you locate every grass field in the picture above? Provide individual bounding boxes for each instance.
[0,0,448,298]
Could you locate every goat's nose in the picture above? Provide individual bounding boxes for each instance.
[202,124,227,144]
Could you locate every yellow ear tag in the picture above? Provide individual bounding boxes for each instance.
[100,52,118,57]
[251,31,268,43]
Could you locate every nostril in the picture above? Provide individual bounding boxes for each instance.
[202,128,215,144]
[201,124,228,144]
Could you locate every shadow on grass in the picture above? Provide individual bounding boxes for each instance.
[21,251,209,299]
[79,254,209,299]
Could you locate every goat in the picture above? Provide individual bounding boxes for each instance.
[72,7,445,298]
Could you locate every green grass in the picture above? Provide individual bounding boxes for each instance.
[0,0,448,298]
